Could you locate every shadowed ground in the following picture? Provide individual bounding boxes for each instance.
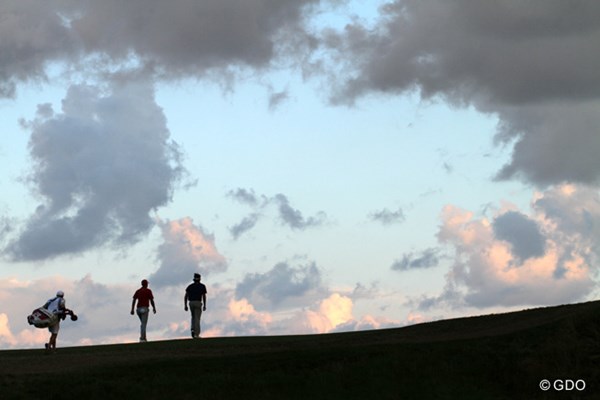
[1,301,599,399]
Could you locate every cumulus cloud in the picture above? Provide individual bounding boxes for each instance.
[151,217,227,288]
[391,247,441,271]
[235,261,325,310]
[70,0,320,77]
[0,313,47,348]
[0,1,76,98]
[421,184,598,309]
[494,102,600,185]
[227,188,328,239]
[284,293,400,334]
[492,211,545,261]
[0,271,403,349]
[0,0,327,97]
[322,1,600,186]
[220,298,273,336]
[304,293,354,333]
[4,81,184,261]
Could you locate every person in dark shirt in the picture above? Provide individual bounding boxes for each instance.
[184,273,207,338]
[131,279,156,342]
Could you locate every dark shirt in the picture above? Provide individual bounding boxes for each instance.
[186,282,207,301]
[133,287,154,308]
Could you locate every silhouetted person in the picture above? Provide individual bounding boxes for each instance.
[44,290,66,351]
[184,273,207,338]
[131,279,156,342]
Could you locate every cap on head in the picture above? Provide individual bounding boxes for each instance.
[141,279,148,287]
[56,290,64,298]
[193,273,201,281]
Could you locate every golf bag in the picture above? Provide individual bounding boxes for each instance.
[27,307,78,329]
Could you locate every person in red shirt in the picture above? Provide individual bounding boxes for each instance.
[130,279,156,342]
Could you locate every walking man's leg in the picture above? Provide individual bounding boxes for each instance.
[137,307,149,341]
[190,301,202,338]
[47,322,59,351]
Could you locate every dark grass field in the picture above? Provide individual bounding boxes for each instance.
[2,301,600,399]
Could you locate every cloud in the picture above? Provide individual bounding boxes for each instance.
[4,81,184,261]
[0,313,48,348]
[422,184,598,309]
[492,211,545,261]
[369,207,405,225]
[273,194,327,230]
[227,188,328,238]
[0,216,12,243]
[391,247,441,271]
[0,1,76,98]
[220,298,273,336]
[0,275,140,349]
[151,217,227,288]
[286,293,400,334]
[235,261,325,309]
[229,213,261,240]
[332,314,399,333]
[322,1,600,186]
[0,0,326,97]
[533,184,600,240]
[268,89,290,111]
[493,102,600,185]
[304,293,354,333]
[71,0,320,76]
[0,272,403,348]
[227,188,266,207]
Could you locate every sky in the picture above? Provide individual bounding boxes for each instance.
[1,0,600,349]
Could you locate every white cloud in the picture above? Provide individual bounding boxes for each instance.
[421,184,598,309]
[151,217,227,288]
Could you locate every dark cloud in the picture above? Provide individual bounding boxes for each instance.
[227,188,265,207]
[322,1,600,186]
[227,188,327,238]
[5,81,184,261]
[369,207,405,225]
[235,261,324,309]
[229,213,261,240]
[391,247,441,271]
[325,1,600,105]
[492,211,546,261]
[0,1,76,97]
[273,194,327,230]
[72,0,320,75]
[494,102,600,185]
[0,0,326,97]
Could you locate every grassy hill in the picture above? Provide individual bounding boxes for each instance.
[1,301,599,399]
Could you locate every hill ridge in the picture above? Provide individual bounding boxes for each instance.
[1,300,599,399]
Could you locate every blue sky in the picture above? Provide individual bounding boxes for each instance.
[1,1,599,348]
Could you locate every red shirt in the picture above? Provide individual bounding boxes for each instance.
[133,287,154,308]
